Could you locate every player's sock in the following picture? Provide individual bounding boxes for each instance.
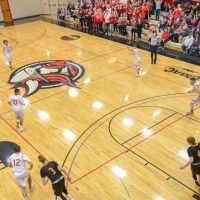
[186,110,193,115]
[29,184,34,192]
[16,120,20,128]
[66,194,74,200]
[18,126,25,132]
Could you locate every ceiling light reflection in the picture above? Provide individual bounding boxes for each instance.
[122,118,133,127]
[64,129,76,141]
[92,101,103,110]
[83,77,91,85]
[68,88,79,97]
[178,150,189,161]
[46,50,50,57]
[108,57,116,64]
[155,196,166,200]
[124,95,129,101]
[77,51,82,56]
[142,128,153,137]
[152,111,160,117]
[112,166,127,179]
[38,110,49,121]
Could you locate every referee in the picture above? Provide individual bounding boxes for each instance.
[38,155,74,200]
[180,136,200,187]
[149,31,159,64]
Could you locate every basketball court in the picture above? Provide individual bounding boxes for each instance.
[0,20,200,200]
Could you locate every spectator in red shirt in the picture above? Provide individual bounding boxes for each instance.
[121,13,127,36]
[160,28,170,49]
[113,13,118,33]
[173,4,182,20]
[109,12,114,35]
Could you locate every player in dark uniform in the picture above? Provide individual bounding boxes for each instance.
[180,136,200,186]
[38,155,74,200]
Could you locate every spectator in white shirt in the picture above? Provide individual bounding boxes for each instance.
[181,32,194,54]
[155,0,162,20]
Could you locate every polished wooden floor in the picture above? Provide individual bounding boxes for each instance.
[0,20,200,200]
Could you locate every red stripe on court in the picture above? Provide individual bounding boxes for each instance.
[0,115,42,154]
[71,108,199,184]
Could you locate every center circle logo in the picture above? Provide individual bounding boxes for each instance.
[8,60,85,97]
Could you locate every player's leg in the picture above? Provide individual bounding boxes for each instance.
[154,51,157,64]
[53,182,67,200]
[21,186,29,200]
[191,165,200,186]
[27,174,34,192]
[134,64,140,76]
[187,99,196,115]
[61,180,74,200]
[16,173,29,200]
[19,111,24,126]
[194,165,200,185]
[7,54,13,70]
[151,50,154,64]
[14,110,20,128]
[18,111,24,132]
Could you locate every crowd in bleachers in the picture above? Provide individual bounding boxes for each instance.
[57,0,200,56]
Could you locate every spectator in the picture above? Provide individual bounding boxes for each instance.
[189,38,200,55]
[181,32,194,54]
[130,18,137,41]
[121,13,127,36]
[57,8,61,20]
[136,19,143,40]
[160,28,170,49]
[155,0,162,21]
[104,10,111,36]
[86,11,93,33]
[159,19,166,32]
[79,8,87,31]
[173,4,182,21]
[149,31,159,64]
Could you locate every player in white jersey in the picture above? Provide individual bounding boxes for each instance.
[187,77,200,115]
[8,88,25,132]
[129,44,144,76]
[3,40,13,70]
[8,145,33,200]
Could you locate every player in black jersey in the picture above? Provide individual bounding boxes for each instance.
[180,136,200,186]
[38,155,74,200]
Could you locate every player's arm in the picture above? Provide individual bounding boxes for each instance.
[40,170,49,185]
[57,165,71,181]
[180,156,194,170]
[20,96,25,106]
[188,86,195,93]
[42,177,49,185]
[3,47,5,56]
[27,161,33,170]
[8,97,11,105]
[23,155,33,170]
